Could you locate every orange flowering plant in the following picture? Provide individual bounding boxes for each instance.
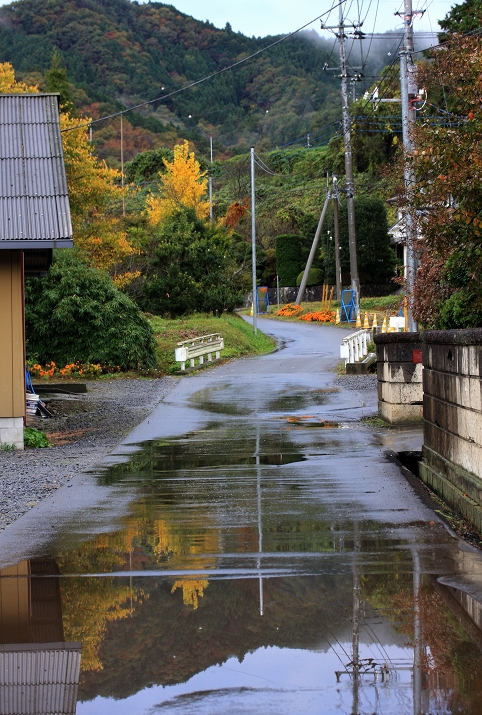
[277,303,303,317]
[300,311,335,323]
[27,361,121,380]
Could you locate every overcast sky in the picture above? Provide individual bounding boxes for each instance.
[154,0,455,38]
[0,0,456,40]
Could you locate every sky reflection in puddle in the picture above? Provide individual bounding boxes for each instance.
[2,401,482,713]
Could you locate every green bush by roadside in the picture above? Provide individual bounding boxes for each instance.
[25,253,156,370]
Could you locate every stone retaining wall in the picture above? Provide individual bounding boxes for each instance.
[419,329,482,532]
[374,332,423,423]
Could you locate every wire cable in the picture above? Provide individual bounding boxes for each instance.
[61,0,347,133]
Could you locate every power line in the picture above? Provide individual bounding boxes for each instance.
[61,0,346,134]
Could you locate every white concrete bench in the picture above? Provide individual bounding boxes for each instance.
[175,333,224,371]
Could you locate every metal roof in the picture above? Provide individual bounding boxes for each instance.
[0,94,73,249]
[0,644,81,715]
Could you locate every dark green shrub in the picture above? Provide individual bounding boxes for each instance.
[295,267,324,287]
[437,290,482,329]
[25,253,156,369]
[140,209,244,317]
[124,147,174,183]
[324,197,396,285]
[276,234,302,286]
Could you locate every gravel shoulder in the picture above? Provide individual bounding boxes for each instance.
[0,377,177,532]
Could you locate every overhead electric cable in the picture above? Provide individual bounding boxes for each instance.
[61,0,347,133]
[362,0,380,67]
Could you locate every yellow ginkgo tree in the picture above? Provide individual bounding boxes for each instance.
[0,62,38,93]
[146,140,210,224]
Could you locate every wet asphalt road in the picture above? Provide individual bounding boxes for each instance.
[2,319,482,714]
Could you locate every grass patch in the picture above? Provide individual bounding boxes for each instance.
[362,415,392,429]
[149,312,276,374]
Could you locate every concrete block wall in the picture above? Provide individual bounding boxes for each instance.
[419,329,482,531]
[0,417,24,450]
[374,332,423,423]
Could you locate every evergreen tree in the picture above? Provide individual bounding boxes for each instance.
[45,48,75,115]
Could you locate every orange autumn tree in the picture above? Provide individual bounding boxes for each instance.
[146,140,209,224]
[0,62,135,283]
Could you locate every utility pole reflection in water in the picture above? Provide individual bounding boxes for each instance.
[413,549,423,715]
[256,424,264,616]
[352,523,360,715]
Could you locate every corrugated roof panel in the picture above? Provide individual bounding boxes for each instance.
[47,120,64,159]
[0,94,19,124]
[0,159,25,197]
[0,123,23,159]
[23,123,55,159]
[25,158,66,197]
[0,197,28,240]
[56,197,73,238]
[26,197,59,239]
[0,159,70,198]
[0,646,81,681]
[0,94,72,244]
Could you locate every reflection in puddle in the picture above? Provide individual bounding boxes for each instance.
[0,559,81,715]
[2,387,482,713]
[189,384,340,417]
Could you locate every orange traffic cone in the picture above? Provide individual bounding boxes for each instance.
[356,312,361,328]
[335,308,340,325]
[363,312,369,329]
[381,316,387,333]
[372,313,378,330]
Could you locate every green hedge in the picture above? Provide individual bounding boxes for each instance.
[276,234,302,286]
[296,267,324,287]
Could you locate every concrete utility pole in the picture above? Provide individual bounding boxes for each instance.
[332,177,343,302]
[338,3,360,310]
[323,1,360,311]
[399,0,418,331]
[296,192,331,305]
[250,148,257,335]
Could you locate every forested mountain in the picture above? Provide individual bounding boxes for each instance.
[0,0,399,163]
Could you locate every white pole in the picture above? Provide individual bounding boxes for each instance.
[120,115,125,217]
[209,136,213,223]
[251,148,257,334]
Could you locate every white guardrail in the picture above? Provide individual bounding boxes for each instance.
[175,333,224,371]
[340,329,371,367]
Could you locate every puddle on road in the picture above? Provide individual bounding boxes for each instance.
[2,414,482,712]
[189,384,339,417]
